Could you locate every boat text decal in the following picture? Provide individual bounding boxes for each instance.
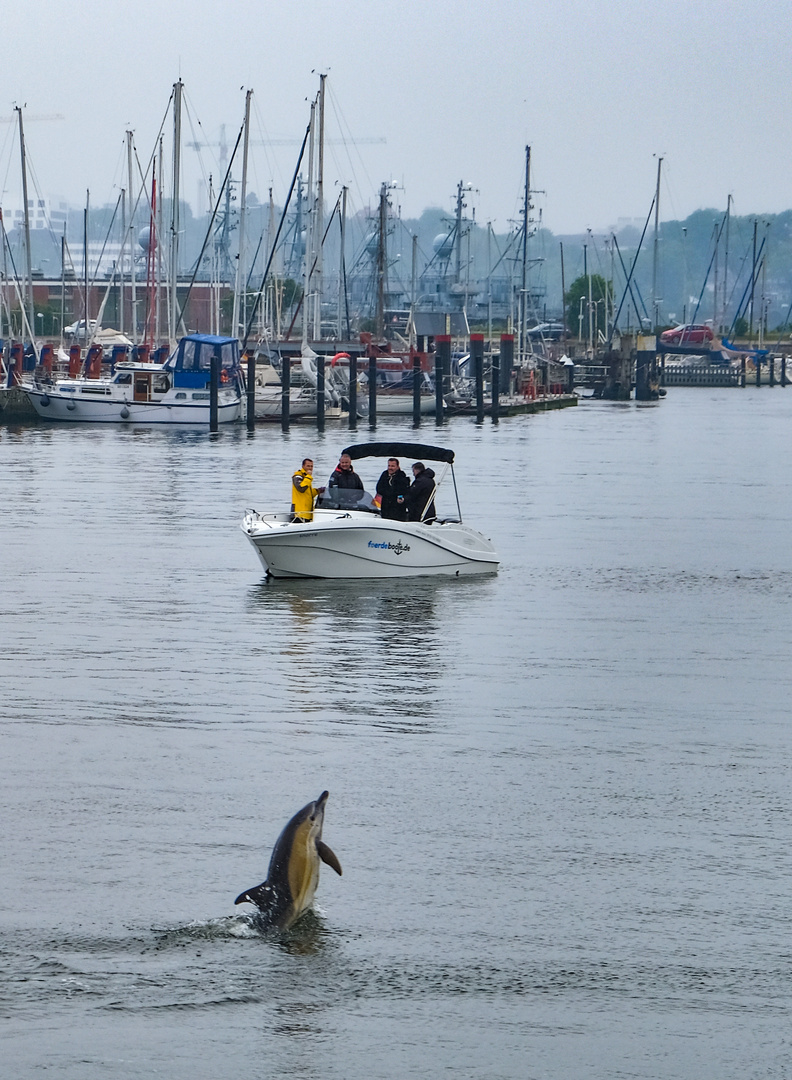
[368,540,411,555]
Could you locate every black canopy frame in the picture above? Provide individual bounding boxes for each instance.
[342,442,455,464]
[341,443,460,522]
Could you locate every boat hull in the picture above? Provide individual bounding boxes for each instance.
[373,394,437,415]
[254,391,343,420]
[241,511,499,579]
[24,383,242,423]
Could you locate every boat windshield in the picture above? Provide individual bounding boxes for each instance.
[317,489,378,513]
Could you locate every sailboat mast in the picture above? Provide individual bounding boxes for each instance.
[16,107,34,337]
[232,88,252,340]
[119,188,125,336]
[169,79,183,344]
[337,185,347,340]
[315,74,325,342]
[455,180,464,287]
[376,182,388,339]
[488,223,493,351]
[722,194,731,332]
[145,162,157,348]
[156,136,164,345]
[652,156,662,331]
[84,192,90,342]
[0,211,9,342]
[749,218,757,339]
[712,220,719,331]
[267,186,276,337]
[521,145,530,362]
[60,232,66,346]
[127,132,137,345]
[302,99,316,347]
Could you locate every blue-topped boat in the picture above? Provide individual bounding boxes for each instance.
[24,334,243,424]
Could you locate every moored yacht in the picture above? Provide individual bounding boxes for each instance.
[24,334,243,423]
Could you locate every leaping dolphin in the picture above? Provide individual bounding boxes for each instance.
[234,790,342,930]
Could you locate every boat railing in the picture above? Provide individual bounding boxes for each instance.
[244,509,292,527]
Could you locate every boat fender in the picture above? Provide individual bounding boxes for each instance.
[40,394,50,407]
[66,400,76,411]
[120,406,130,419]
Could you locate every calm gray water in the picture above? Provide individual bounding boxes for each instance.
[2,390,791,1079]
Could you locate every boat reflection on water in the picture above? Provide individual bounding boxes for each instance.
[245,575,488,724]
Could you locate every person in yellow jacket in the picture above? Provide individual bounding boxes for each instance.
[291,458,325,522]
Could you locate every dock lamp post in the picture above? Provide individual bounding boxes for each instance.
[578,296,586,343]
[36,312,44,338]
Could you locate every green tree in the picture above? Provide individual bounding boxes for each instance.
[9,302,61,338]
[565,274,608,340]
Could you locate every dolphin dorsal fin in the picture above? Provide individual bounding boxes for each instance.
[316,840,342,876]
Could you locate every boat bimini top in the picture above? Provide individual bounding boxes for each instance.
[341,441,454,463]
[341,442,460,522]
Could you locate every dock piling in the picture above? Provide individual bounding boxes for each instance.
[413,353,422,427]
[499,334,514,398]
[491,353,500,423]
[368,355,377,429]
[471,333,484,423]
[281,356,291,431]
[348,353,357,429]
[435,335,450,425]
[317,355,326,431]
[246,352,256,431]
[209,354,219,432]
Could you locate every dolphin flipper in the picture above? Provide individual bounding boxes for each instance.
[234,882,273,907]
[316,840,342,876]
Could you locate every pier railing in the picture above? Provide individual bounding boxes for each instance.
[661,364,741,387]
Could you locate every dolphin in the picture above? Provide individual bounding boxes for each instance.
[234,790,342,930]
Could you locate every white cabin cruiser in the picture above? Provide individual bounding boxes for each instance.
[241,442,499,579]
[24,334,243,423]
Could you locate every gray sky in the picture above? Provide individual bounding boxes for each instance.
[2,0,789,235]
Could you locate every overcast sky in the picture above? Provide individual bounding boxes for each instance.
[2,0,789,236]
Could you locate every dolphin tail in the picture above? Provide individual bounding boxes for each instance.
[316,840,342,876]
[234,882,273,908]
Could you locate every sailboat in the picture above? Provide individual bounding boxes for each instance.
[24,334,243,423]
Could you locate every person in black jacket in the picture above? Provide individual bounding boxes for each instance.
[406,461,436,522]
[325,452,365,508]
[376,457,410,520]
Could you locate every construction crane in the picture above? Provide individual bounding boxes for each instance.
[0,112,65,123]
[187,125,385,168]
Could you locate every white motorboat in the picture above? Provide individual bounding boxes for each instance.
[24,334,243,423]
[241,441,499,579]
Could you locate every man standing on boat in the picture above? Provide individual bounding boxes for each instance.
[328,453,364,501]
[406,462,437,523]
[291,459,324,522]
[376,457,410,520]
